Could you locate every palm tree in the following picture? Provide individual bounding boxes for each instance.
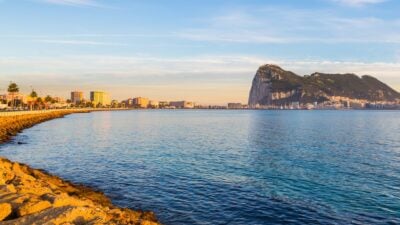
[7,82,19,93]
[29,90,38,110]
[30,90,38,98]
[36,97,43,110]
[44,95,53,102]
[7,82,19,109]
[44,95,53,110]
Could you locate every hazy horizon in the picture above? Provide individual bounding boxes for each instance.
[1,0,400,104]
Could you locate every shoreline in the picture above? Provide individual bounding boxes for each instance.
[0,108,399,119]
[0,110,160,224]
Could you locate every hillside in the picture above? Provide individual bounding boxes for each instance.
[248,64,400,107]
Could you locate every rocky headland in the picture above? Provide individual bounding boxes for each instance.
[0,110,160,225]
[248,64,400,108]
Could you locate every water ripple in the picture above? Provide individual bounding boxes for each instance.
[1,110,399,224]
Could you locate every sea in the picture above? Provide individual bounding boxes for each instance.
[1,110,399,225]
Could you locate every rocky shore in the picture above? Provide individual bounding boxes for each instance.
[0,110,160,225]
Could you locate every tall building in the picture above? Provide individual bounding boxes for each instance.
[71,91,83,104]
[133,97,149,108]
[90,91,111,106]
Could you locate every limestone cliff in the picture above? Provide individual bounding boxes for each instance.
[248,64,400,107]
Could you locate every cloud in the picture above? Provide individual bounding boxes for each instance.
[0,34,175,39]
[176,30,289,44]
[176,6,400,44]
[35,39,127,46]
[2,6,400,45]
[1,54,399,81]
[36,0,102,7]
[331,0,388,6]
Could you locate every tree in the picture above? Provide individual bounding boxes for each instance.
[85,101,93,108]
[8,82,19,93]
[43,95,54,110]
[7,82,19,109]
[29,90,38,111]
[30,90,38,98]
[36,97,43,110]
[44,95,53,102]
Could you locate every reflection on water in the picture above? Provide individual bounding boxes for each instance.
[1,110,399,224]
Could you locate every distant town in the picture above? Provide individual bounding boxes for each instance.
[1,82,399,111]
[0,82,239,110]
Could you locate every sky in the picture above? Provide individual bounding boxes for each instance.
[0,0,400,104]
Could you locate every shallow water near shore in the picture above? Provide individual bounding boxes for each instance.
[1,110,399,224]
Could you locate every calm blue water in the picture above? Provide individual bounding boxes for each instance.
[1,110,399,224]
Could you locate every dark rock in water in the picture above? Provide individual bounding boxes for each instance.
[17,141,26,145]
[248,64,400,108]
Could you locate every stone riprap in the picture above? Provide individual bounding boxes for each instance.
[0,111,160,225]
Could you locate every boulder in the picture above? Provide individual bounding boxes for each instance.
[0,203,12,221]
[18,200,52,216]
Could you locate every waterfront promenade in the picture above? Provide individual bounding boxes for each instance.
[0,109,160,224]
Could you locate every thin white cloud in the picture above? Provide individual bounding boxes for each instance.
[177,6,400,44]
[1,55,399,80]
[175,30,289,44]
[2,7,400,45]
[332,0,387,6]
[36,39,127,46]
[37,0,102,7]
[0,34,175,39]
